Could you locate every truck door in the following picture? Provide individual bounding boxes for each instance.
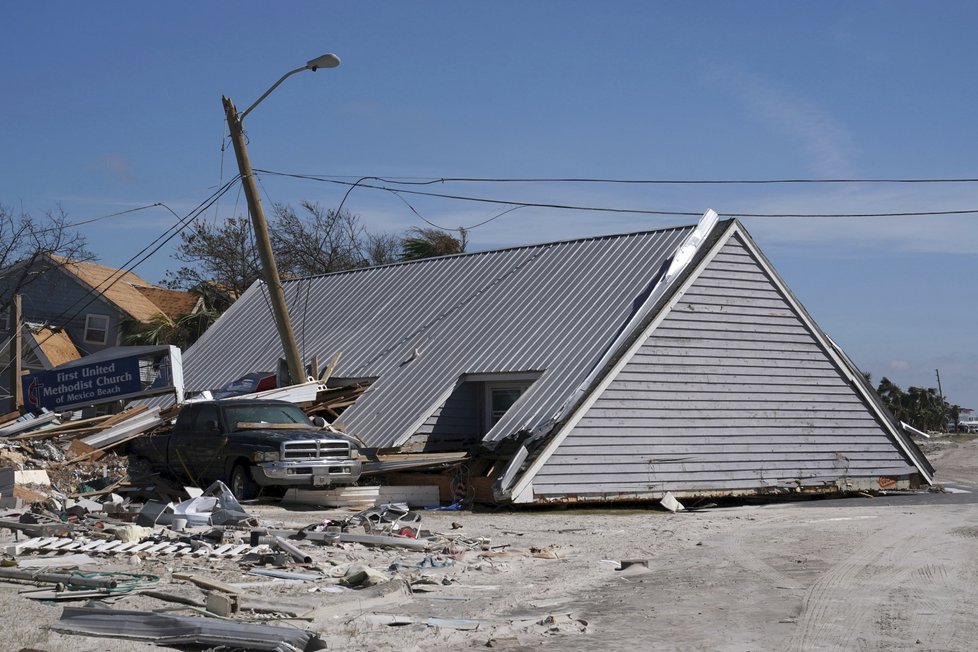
[171,403,227,484]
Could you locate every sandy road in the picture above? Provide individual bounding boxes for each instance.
[551,437,978,652]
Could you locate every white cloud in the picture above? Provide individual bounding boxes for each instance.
[706,64,857,177]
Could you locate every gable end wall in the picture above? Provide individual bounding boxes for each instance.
[531,235,919,499]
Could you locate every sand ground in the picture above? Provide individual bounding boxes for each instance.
[2,435,976,652]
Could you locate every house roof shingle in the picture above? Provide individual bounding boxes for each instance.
[134,286,202,320]
[47,255,196,324]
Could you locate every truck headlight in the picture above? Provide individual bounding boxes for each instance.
[252,451,280,463]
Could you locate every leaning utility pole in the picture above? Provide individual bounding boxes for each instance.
[223,96,305,387]
[218,54,340,387]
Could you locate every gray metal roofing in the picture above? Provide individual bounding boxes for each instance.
[180,224,696,448]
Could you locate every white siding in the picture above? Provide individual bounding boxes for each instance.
[401,381,482,453]
[532,235,919,499]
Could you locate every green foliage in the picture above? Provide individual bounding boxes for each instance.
[400,227,467,261]
[121,287,221,350]
[876,376,958,432]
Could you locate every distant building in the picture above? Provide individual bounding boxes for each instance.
[0,254,200,412]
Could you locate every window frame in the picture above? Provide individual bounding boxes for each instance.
[83,313,111,345]
[484,383,530,428]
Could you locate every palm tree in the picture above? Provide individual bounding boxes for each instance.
[400,227,467,261]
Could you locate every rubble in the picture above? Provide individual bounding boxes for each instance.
[0,457,572,650]
[0,388,577,649]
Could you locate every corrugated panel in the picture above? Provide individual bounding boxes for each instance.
[181,226,696,447]
[532,234,919,498]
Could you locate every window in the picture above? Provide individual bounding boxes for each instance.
[191,404,221,434]
[0,309,9,333]
[84,314,110,345]
[487,385,527,427]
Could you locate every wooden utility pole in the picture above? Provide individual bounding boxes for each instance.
[12,294,23,409]
[223,96,305,387]
[217,54,340,387]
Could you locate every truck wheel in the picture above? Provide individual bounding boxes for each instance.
[229,463,258,500]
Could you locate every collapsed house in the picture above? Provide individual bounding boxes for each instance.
[178,211,934,504]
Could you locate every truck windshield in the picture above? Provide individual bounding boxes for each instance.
[224,404,309,430]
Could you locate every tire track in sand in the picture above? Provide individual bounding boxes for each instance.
[786,519,915,651]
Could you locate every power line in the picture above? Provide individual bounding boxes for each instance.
[254,170,978,220]
[23,180,240,355]
[27,203,164,235]
[258,172,978,185]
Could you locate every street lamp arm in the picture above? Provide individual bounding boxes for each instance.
[239,65,308,122]
[237,53,339,122]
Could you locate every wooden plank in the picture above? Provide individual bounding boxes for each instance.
[26,537,58,550]
[652,328,816,345]
[224,544,253,557]
[590,399,866,412]
[578,413,877,428]
[599,385,857,398]
[10,415,110,439]
[93,540,123,553]
[555,442,900,455]
[545,452,910,467]
[4,537,46,555]
[615,365,842,378]
[46,538,77,550]
[66,439,104,463]
[566,429,890,440]
[534,465,916,486]
[636,344,828,360]
[127,541,157,553]
[613,370,841,384]
[531,469,917,494]
[79,540,107,552]
[98,405,149,429]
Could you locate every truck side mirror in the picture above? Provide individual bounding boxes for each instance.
[311,416,327,429]
[204,419,220,433]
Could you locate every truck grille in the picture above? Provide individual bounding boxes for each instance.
[281,439,351,460]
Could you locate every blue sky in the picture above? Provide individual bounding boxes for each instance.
[2,2,976,409]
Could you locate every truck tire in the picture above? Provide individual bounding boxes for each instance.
[229,463,259,500]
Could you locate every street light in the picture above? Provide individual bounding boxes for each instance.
[222,53,341,387]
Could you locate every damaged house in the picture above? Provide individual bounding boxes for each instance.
[178,211,933,505]
[0,254,201,413]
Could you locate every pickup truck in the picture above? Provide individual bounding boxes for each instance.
[129,399,362,499]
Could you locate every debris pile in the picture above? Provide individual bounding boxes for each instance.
[0,388,584,648]
[0,406,168,510]
[0,481,573,650]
